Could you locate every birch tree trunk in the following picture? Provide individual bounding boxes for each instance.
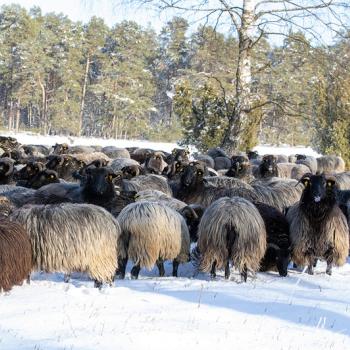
[15,98,21,132]
[8,100,13,131]
[79,54,90,136]
[221,0,256,153]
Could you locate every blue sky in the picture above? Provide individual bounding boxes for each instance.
[0,0,346,45]
[0,0,171,30]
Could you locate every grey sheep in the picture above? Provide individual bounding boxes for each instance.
[135,189,187,211]
[317,155,345,174]
[10,203,120,287]
[295,155,318,174]
[276,163,310,180]
[110,158,140,172]
[122,174,172,196]
[252,181,303,212]
[117,201,190,279]
[102,146,130,159]
[286,174,349,275]
[195,197,266,281]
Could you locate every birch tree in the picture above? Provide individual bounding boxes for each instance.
[119,0,349,152]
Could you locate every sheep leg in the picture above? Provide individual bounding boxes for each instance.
[94,280,103,289]
[325,246,334,275]
[307,259,315,275]
[26,274,31,285]
[210,261,217,278]
[115,256,128,279]
[156,259,165,277]
[241,265,248,282]
[131,264,141,279]
[172,259,179,277]
[224,261,230,279]
[64,273,71,283]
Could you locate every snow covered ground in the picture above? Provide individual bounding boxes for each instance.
[1,260,350,350]
[1,132,348,350]
[0,131,322,156]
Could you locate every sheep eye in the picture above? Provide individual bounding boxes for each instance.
[303,180,309,186]
[50,175,55,179]
[176,163,180,168]
[327,181,333,187]
[197,171,203,176]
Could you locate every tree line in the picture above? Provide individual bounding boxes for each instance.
[0,4,349,165]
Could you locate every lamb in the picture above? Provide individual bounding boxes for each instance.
[286,174,349,275]
[195,197,266,281]
[0,218,32,292]
[116,201,190,279]
[254,202,291,276]
[10,203,120,287]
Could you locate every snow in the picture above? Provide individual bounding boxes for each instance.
[2,132,348,350]
[1,260,350,350]
[0,131,179,153]
[0,131,322,157]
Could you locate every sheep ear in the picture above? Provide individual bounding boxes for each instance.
[300,175,311,187]
[180,206,198,220]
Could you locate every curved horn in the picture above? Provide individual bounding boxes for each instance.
[4,160,14,176]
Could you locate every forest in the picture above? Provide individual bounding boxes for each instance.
[0,4,349,164]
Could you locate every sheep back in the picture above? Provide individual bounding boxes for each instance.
[0,219,32,291]
[10,203,120,283]
[117,202,190,269]
[197,197,266,274]
[286,203,349,266]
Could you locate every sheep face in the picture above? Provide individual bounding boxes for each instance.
[121,165,141,179]
[180,204,204,242]
[14,162,43,181]
[52,143,69,154]
[259,155,278,178]
[82,167,119,198]
[172,148,190,162]
[296,154,307,161]
[181,162,208,188]
[29,170,60,189]
[226,156,250,178]
[145,152,167,174]
[247,150,259,160]
[164,161,187,180]
[300,174,337,217]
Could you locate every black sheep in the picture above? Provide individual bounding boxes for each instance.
[0,157,15,184]
[254,202,291,277]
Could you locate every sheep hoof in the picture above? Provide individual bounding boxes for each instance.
[131,265,140,279]
[64,273,71,283]
[307,266,314,275]
[94,280,103,289]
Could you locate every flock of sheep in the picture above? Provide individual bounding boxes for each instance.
[0,135,349,292]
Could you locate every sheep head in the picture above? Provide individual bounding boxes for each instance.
[300,173,338,216]
[181,161,208,188]
[81,167,121,199]
[226,155,250,178]
[29,169,60,189]
[14,161,44,180]
[259,155,278,178]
